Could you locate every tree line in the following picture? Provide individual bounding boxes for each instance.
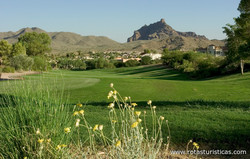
[0,32,51,73]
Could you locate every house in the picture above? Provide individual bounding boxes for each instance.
[122,58,141,63]
[207,45,225,57]
[141,53,162,60]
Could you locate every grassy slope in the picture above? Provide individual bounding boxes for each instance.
[0,65,249,149]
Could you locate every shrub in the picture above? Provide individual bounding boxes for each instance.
[32,56,48,71]
[125,60,139,67]
[141,56,152,65]
[10,55,34,71]
[2,66,15,73]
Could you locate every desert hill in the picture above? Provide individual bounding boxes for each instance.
[0,19,225,53]
[127,19,224,51]
[0,27,121,53]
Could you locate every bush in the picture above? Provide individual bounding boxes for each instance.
[10,55,34,71]
[32,56,48,71]
[162,50,226,78]
[125,60,139,67]
[141,56,152,65]
[2,66,15,73]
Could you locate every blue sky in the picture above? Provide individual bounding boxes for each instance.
[0,0,241,43]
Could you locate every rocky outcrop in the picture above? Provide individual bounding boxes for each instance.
[127,18,208,42]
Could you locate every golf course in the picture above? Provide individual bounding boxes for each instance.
[1,64,249,153]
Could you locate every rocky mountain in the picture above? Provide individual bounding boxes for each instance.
[127,19,207,42]
[0,27,121,53]
[126,19,224,51]
[0,21,225,53]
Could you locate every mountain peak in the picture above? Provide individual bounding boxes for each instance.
[127,19,208,42]
[160,18,166,24]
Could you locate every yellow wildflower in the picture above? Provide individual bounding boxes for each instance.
[73,111,79,116]
[131,103,137,107]
[56,145,61,150]
[79,110,84,115]
[112,120,117,123]
[24,157,27,159]
[60,144,67,148]
[99,125,103,131]
[137,118,142,123]
[77,103,83,107]
[160,116,164,120]
[152,106,156,109]
[135,111,141,116]
[93,124,99,131]
[107,91,113,99]
[38,138,44,144]
[47,138,51,143]
[131,121,139,128]
[76,119,80,127]
[36,128,40,135]
[124,97,128,101]
[115,140,121,147]
[193,142,198,146]
[110,83,114,88]
[108,103,114,109]
[147,100,152,105]
[64,127,71,133]
[193,142,199,149]
[113,90,117,94]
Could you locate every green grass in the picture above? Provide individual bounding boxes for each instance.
[0,64,250,151]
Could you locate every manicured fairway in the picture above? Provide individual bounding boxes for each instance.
[1,65,249,150]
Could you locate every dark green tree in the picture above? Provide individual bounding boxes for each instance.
[223,0,250,75]
[141,56,152,65]
[0,40,12,57]
[11,42,26,57]
[18,32,51,56]
[0,40,12,65]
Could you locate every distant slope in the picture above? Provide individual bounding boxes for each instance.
[0,27,122,53]
[0,23,225,53]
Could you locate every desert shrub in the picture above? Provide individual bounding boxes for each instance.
[114,61,125,68]
[141,56,152,65]
[10,55,34,71]
[71,59,86,70]
[125,60,139,67]
[162,50,227,78]
[2,66,15,73]
[32,56,49,71]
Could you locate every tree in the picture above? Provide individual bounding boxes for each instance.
[141,56,152,65]
[11,42,26,57]
[10,55,34,71]
[0,40,12,65]
[125,60,139,67]
[0,40,12,57]
[32,56,48,71]
[223,0,250,75]
[18,32,51,56]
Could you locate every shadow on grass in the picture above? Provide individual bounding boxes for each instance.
[115,65,195,81]
[83,100,250,109]
[116,64,250,81]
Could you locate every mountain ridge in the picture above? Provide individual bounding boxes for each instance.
[0,20,225,53]
[127,18,208,42]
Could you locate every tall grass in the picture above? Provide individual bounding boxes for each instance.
[0,79,73,158]
[0,81,173,158]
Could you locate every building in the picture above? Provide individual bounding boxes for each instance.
[207,45,225,57]
[141,53,162,60]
